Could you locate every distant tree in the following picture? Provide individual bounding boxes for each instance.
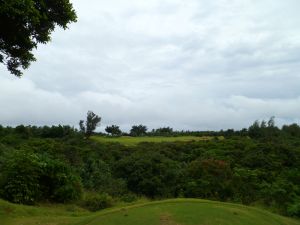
[260,120,267,128]
[248,120,262,138]
[153,127,173,136]
[264,116,280,139]
[248,117,279,140]
[156,127,173,133]
[223,129,235,137]
[239,128,248,136]
[130,124,147,136]
[282,123,300,137]
[45,125,64,138]
[0,0,77,76]
[79,120,85,133]
[267,116,275,127]
[105,125,122,137]
[0,125,3,137]
[40,125,75,138]
[15,125,30,139]
[79,111,101,139]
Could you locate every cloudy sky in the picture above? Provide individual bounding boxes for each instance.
[1,0,300,131]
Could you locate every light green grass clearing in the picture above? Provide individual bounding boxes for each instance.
[1,199,299,225]
[91,136,217,146]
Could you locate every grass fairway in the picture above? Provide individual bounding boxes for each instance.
[1,199,299,225]
[91,136,215,146]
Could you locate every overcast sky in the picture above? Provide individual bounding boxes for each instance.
[1,0,300,131]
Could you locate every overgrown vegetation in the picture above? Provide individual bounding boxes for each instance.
[0,119,300,218]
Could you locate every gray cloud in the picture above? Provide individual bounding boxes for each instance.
[0,0,300,131]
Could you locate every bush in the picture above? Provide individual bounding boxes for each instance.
[81,193,113,212]
[0,151,43,204]
[120,193,138,203]
[114,151,182,198]
[0,150,83,204]
[41,156,83,202]
[287,202,300,217]
[185,159,233,200]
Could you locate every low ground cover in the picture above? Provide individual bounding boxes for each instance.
[1,199,299,225]
[91,136,215,146]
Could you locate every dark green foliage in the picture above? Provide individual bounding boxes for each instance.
[14,125,30,139]
[0,125,76,140]
[81,193,113,212]
[81,157,127,195]
[232,168,262,204]
[0,0,77,76]
[287,202,300,217]
[150,127,173,136]
[114,151,182,198]
[282,124,300,137]
[260,178,297,212]
[130,125,147,136]
[0,120,300,218]
[120,193,138,203]
[105,125,122,136]
[41,125,74,138]
[0,151,43,204]
[40,156,83,202]
[0,150,82,204]
[248,117,280,140]
[0,125,3,137]
[79,111,101,139]
[185,159,233,200]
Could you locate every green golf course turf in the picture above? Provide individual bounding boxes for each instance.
[91,136,216,146]
[1,199,299,225]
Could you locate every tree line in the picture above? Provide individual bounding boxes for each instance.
[1,113,300,141]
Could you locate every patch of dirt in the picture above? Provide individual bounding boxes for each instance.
[160,213,181,225]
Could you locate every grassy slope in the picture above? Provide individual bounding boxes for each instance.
[0,199,90,225]
[1,199,299,225]
[91,136,215,146]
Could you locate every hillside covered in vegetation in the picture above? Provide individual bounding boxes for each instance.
[0,119,300,220]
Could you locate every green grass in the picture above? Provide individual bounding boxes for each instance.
[0,199,90,225]
[1,199,299,225]
[91,136,216,146]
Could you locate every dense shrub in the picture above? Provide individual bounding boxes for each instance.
[232,168,262,204]
[120,193,138,203]
[0,151,43,204]
[287,202,300,217]
[184,159,233,200]
[41,156,83,202]
[0,150,82,204]
[0,122,300,217]
[80,193,113,211]
[114,151,182,198]
[81,158,127,196]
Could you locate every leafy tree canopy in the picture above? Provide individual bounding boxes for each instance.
[0,0,77,76]
[79,111,101,139]
[105,125,122,136]
[130,124,147,136]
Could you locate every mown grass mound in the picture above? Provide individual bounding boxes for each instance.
[81,199,300,225]
[0,199,299,225]
[91,136,215,146]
